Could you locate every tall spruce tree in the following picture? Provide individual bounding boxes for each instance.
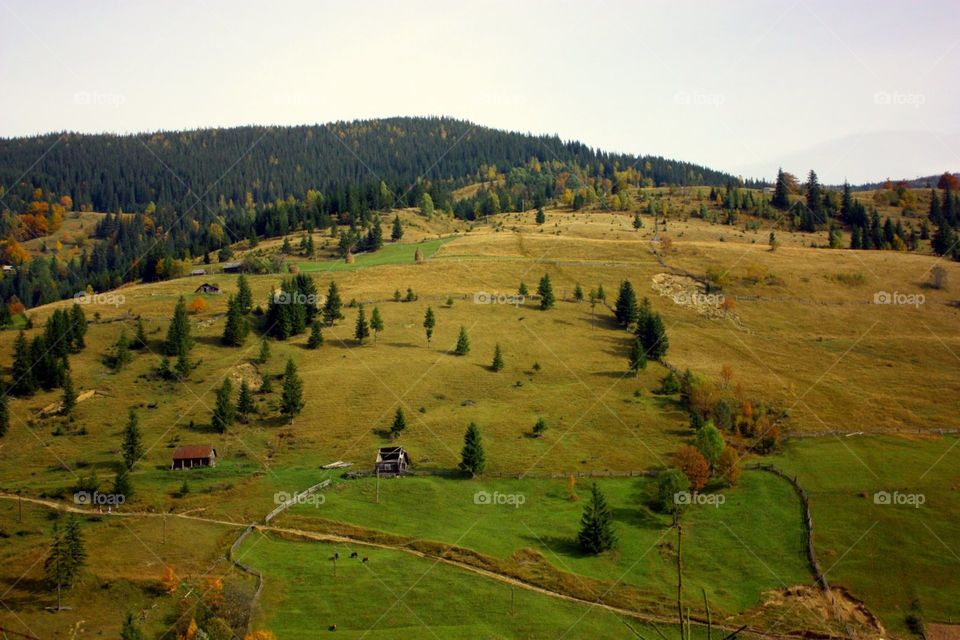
[423,307,436,345]
[628,337,647,376]
[615,280,638,326]
[322,281,343,325]
[370,307,384,343]
[61,369,77,416]
[577,483,617,554]
[237,379,254,417]
[454,326,470,355]
[11,330,36,396]
[491,343,504,371]
[307,320,324,349]
[391,407,406,437]
[537,274,555,310]
[236,274,253,314]
[391,215,404,241]
[354,306,370,344]
[458,422,486,477]
[121,409,144,471]
[211,379,235,434]
[222,295,249,346]
[771,168,790,210]
[281,358,304,419]
[163,296,192,356]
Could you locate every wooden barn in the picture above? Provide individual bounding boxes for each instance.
[194,283,221,294]
[374,447,410,476]
[171,445,217,470]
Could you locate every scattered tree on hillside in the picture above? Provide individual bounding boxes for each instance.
[236,274,253,313]
[577,483,616,554]
[61,369,76,416]
[109,330,133,371]
[633,212,643,229]
[133,318,148,349]
[258,338,270,364]
[537,274,555,310]
[112,469,133,500]
[280,359,304,419]
[628,337,647,376]
[212,379,235,434]
[391,407,406,438]
[458,422,486,477]
[454,326,470,355]
[674,445,710,491]
[45,517,86,609]
[716,446,741,486]
[121,408,144,471]
[694,423,725,467]
[490,343,504,371]
[391,215,404,241]
[573,282,584,302]
[423,307,436,345]
[354,306,370,344]
[164,296,192,357]
[535,208,546,224]
[637,309,669,360]
[307,320,324,349]
[237,380,254,418]
[518,281,529,297]
[322,281,343,325]
[656,468,690,514]
[370,307,384,343]
[615,280,638,326]
[532,417,547,437]
[771,168,791,210]
[221,295,249,346]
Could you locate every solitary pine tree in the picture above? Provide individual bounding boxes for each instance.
[771,168,791,210]
[535,207,546,224]
[490,344,504,371]
[121,409,144,471]
[458,422,486,477]
[221,295,249,346]
[236,274,253,314]
[211,379,235,434]
[258,338,271,364]
[533,417,547,437]
[454,326,470,355]
[537,274,555,310]
[370,307,384,343]
[237,380,254,417]
[391,407,406,437]
[518,281,529,297]
[354,306,370,344]
[61,369,77,415]
[163,296,192,356]
[391,215,404,241]
[281,359,304,419]
[633,212,644,230]
[322,281,343,325]
[306,320,324,349]
[573,283,584,302]
[577,483,616,554]
[423,307,436,345]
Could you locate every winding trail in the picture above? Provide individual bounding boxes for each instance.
[0,492,844,640]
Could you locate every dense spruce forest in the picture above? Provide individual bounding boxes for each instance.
[0,117,739,214]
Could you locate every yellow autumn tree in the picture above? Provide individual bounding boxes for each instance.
[160,565,180,593]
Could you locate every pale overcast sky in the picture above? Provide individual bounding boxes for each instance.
[1,0,957,183]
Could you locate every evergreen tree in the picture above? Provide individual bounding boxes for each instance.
[573,283,584,302]
[221,295,249,346]
[120,612,145,640]
[805,169,822,216]
[111,330,133,371]
[174,344,191,379]
[68,304,87,352]
[10,330,36,396]
[458,422,486,477]
[121,408,144,471]
[577,483,617,554]
[638,311,669,360]
[211,379,235,434]
[518,281,529,297]
[260,374,273,394]
[632,212,643,229]
[322,281,343,325]
[391,215,404,241]
[61,369,77,415]
[307,320,324,349]
[535,207,546,224]
[537,274,555,310]
[63,517,86,574]
[236,274,253,313]
[391,407,406,437]
[258,338,271,364]
[423,307,436,345]
[532,417,547,437]
[163,296,192,356]
[112,469,133,500]
[237,380,254,417]
[628,337,647,376]
[490,343,504,371]
[454,326,470,355]
[354,306,370,344]
[281,358,304,419]
[614,280,638,326]
[133,318,148,349]
[0,386,8,437]
[771,168,790,210]
[370,307,384,343]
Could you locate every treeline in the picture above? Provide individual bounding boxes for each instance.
[0,117,738,215]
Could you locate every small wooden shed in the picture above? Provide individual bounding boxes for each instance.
[172,445,217,470]
[194,283,221,294]
[374,447,410,476]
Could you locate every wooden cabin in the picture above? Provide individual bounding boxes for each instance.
[374,447,410,476]
[194,283,221,294]
[171,445,217,470]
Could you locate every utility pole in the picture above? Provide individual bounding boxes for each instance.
[676,519,683,640]
[376,470,380,505]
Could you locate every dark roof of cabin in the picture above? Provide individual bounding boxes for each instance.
[377,446,409,461]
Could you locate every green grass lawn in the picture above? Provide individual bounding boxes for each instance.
[771,435,960,636]
[293,236,458,272]
[280,471,811,617]
[239,533,708,640]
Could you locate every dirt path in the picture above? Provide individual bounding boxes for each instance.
[0,493,843,639]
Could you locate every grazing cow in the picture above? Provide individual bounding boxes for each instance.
[329,624,337,631]
[362,556,369,563]
[350,551,358,558]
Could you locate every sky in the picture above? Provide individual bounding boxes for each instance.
[1,0,958,183]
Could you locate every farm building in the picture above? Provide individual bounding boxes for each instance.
[374,447,410,476]
[171,445,217,470]
[191,268,207,276]
[194,283,221,294]
[221,262,243,273]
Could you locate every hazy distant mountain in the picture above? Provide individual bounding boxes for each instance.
[732,130,960,186]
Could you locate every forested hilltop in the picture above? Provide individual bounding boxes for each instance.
[0,117,739,214]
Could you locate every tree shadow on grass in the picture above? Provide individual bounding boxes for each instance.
[520,533,589,559]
